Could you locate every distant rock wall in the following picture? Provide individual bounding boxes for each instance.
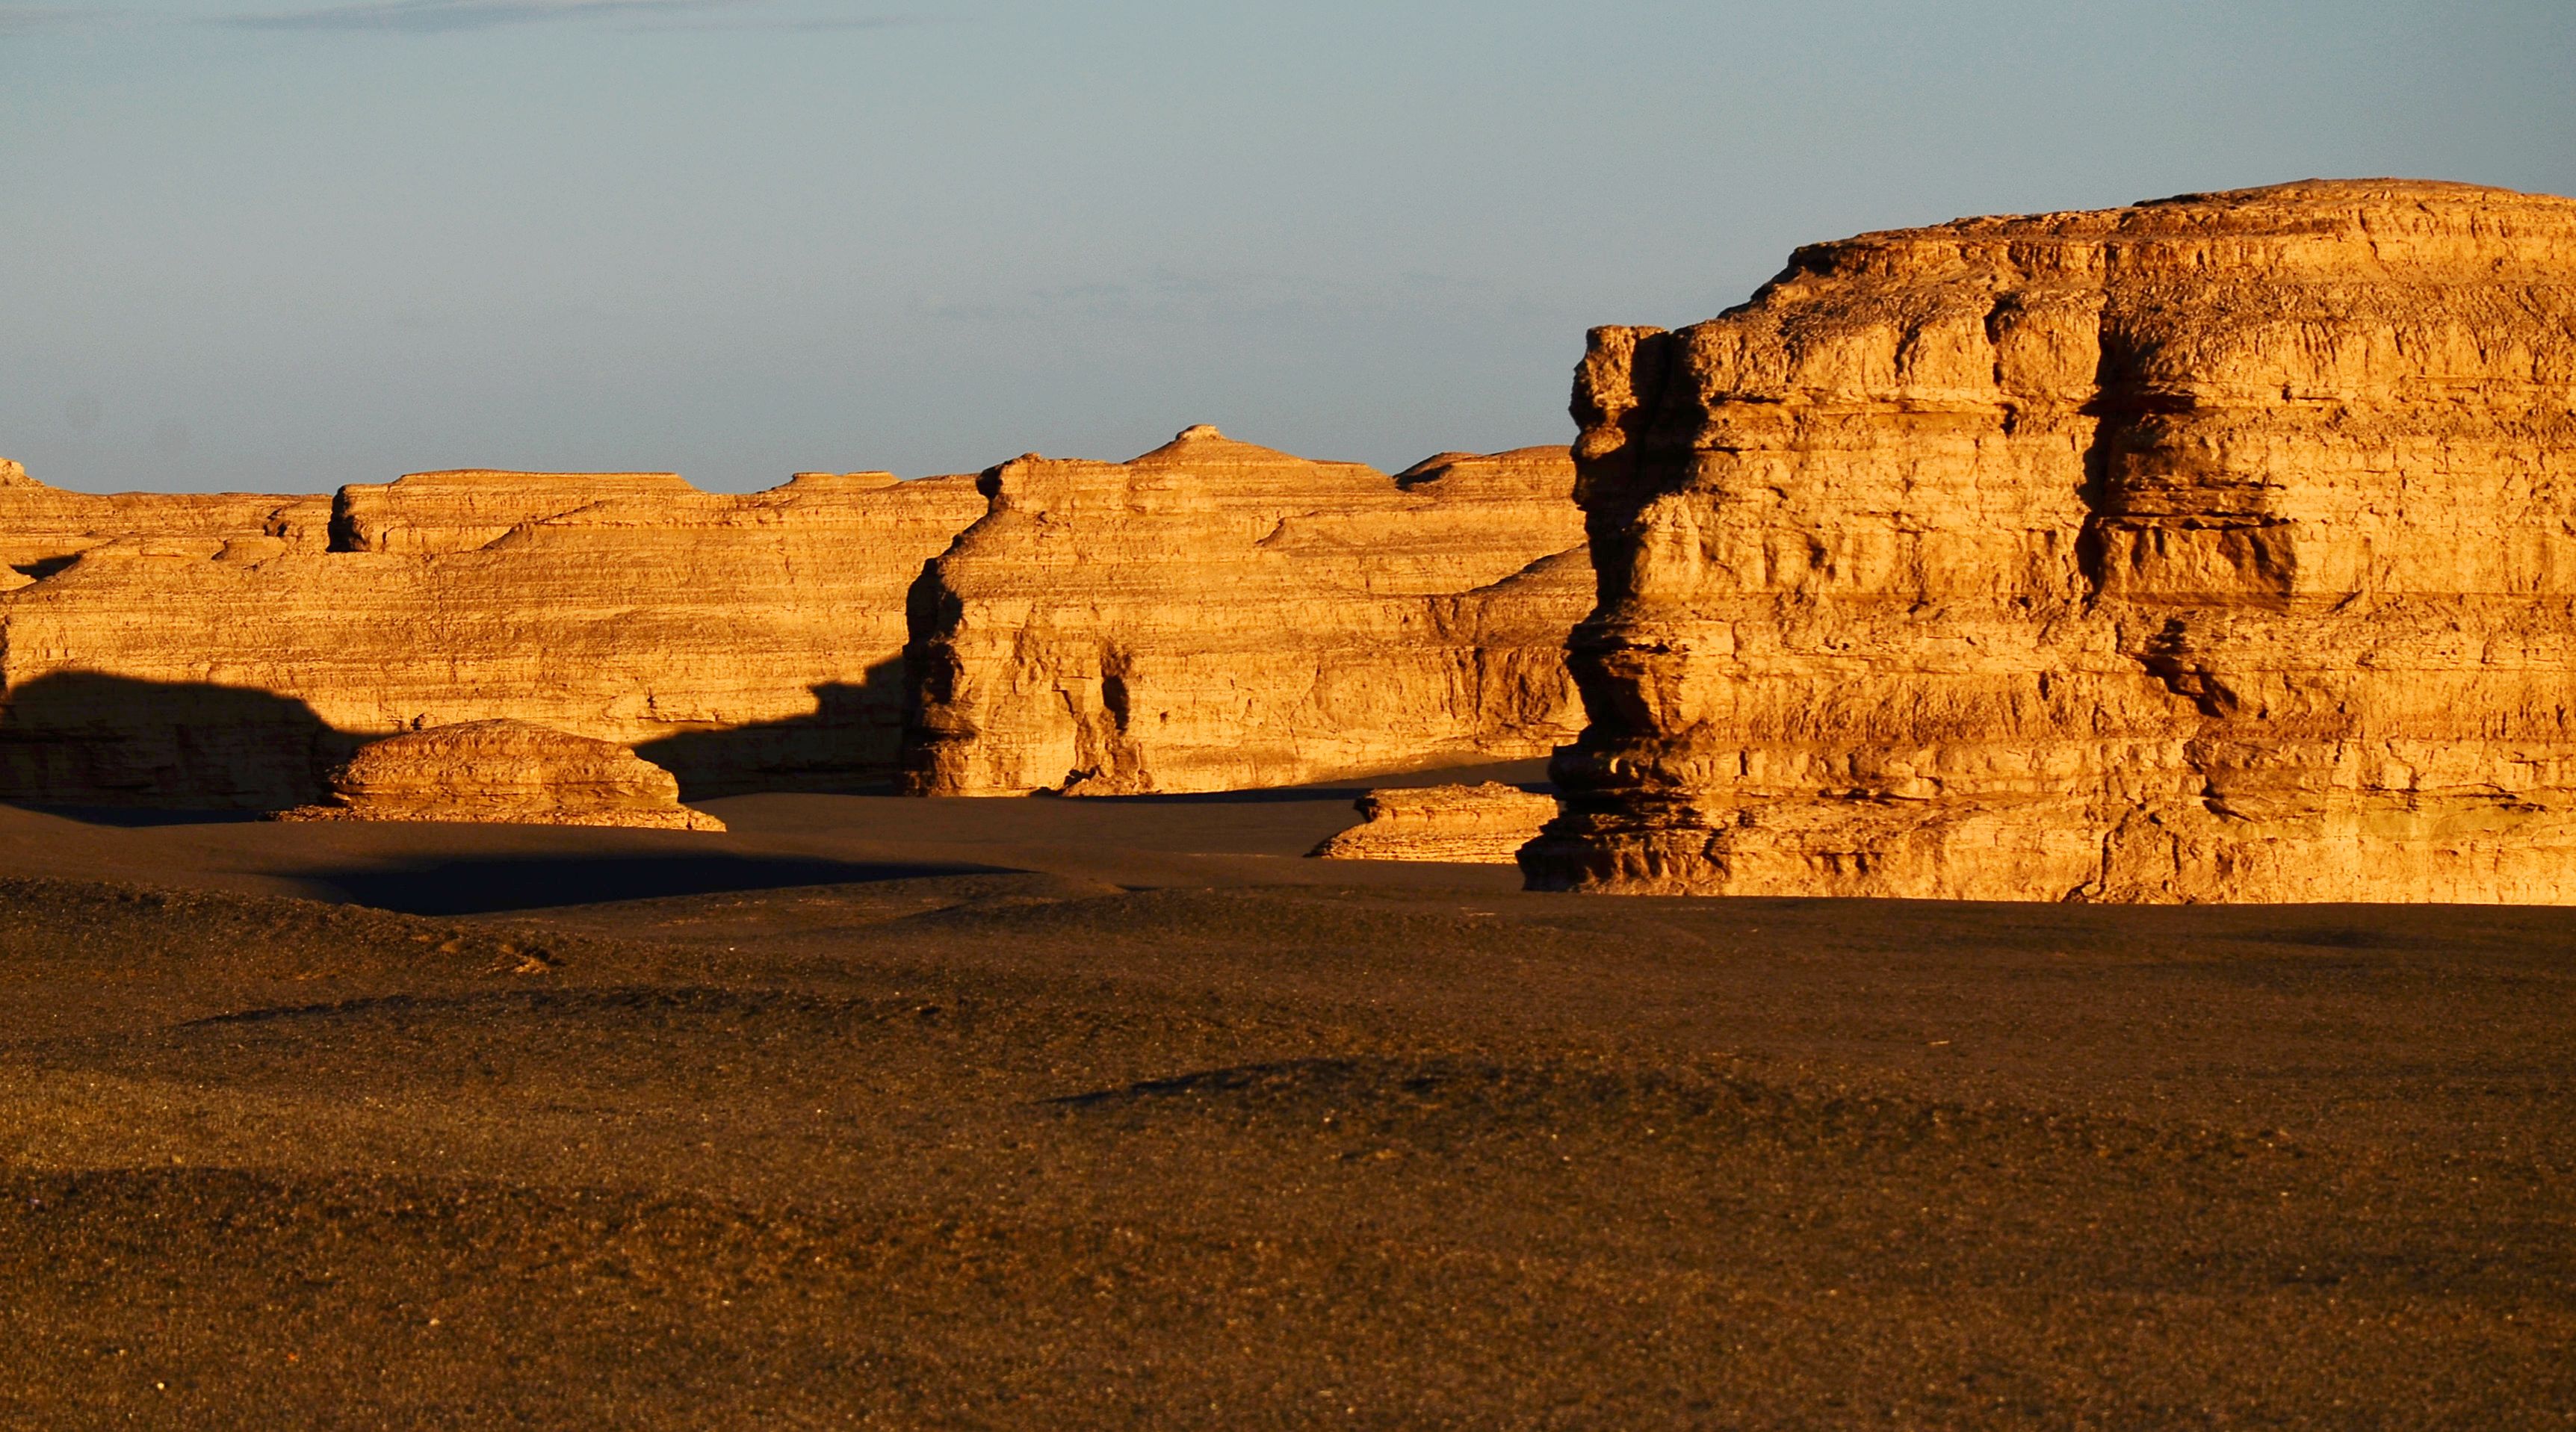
[0,465,983,806]
[1521,180,2576,902]
[902,427,1588,795]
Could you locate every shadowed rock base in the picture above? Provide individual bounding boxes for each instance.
[276,720,724,831]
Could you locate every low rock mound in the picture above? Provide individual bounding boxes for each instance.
[1311,783,1558,863]
[276,719,723,831]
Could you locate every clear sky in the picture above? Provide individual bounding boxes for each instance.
[4,0,2572,493]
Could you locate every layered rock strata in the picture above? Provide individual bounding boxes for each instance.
[276,719,724,830]
[1522,179,2576,902]
[904,427,1589,795]
[1310,783,1559,863]
[0,459,324,582]
[0,464,983,807]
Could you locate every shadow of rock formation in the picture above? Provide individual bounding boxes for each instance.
[303,852,999,916]
[0,667,920,816]
[0,672,356,810]
[633,665,908,802]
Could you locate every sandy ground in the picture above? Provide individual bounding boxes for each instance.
[0,768,2572,1427]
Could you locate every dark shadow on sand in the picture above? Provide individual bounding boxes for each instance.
[1078,757,1556,807]
[305,852,1005,916]
[5,804,270,828]
[1065,787,1378,807]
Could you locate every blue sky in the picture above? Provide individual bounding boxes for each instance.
[4,0,2572,492]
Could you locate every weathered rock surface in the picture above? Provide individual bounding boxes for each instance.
[0,464,983,807]
[1523,179,2576,902]
[0,459,326,585]
[276,719,724,830]
[904,427,1589,795]
[1310,782,1559,863]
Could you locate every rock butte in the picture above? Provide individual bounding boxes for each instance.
[1523,179,2576,903]
[276,719,723,831]
[905,426,1588,795]
[1310,783,1560,864]
[0,462,981,806]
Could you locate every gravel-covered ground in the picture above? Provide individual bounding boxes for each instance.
[0,785,2571,1427]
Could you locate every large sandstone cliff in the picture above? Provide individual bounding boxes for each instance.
[1521,179,2576,902]
[902,427,1588,795]
[0,465,982,806]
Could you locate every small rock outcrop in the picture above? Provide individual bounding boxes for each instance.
[277,719,724,830]
[1311,783,1559,863]
[1523,179,2576,902]
[902,427,1589,795]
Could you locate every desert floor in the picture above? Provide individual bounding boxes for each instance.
[0,763,2570,1427]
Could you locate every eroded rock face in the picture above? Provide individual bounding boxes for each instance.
[277,719,724,830]
[1310,783,1559,863]
[0,465,983,807]
[0,459,327,585]
[903,427,1588,795]
[1522,180,2576,902]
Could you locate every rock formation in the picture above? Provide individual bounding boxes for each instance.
[1310,782,1558,863]
[0,458,325,583]
[903,427,1588,795]
[0,464,983,807]
[1522,179,2576,903]
[276,719,724,830]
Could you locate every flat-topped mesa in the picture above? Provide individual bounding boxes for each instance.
[902,425,1589,796]
[0,462,985,807]
[1522,179,2576,902]
[276,719,724,830]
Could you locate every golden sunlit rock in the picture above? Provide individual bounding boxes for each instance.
[0,465,984,806]
[275,719,724,830]
[902,425,1589,795]
[1523,179,2576,902]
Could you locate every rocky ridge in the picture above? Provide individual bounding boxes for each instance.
[1523,179,2576,902]
[904,427,1588,795]
[0,458,323,582]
